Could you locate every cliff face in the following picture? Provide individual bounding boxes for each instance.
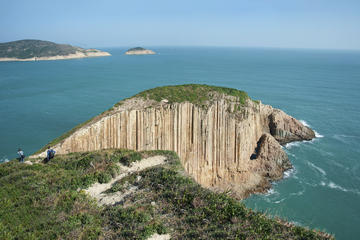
[32,86,315,198]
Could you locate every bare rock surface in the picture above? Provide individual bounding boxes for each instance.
[269,109,315,144]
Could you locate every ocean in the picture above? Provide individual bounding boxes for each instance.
[0,47,359,239]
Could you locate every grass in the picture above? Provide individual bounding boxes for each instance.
[0,149,144,239]
[133,84,250,106]
[107,157,333,239]
[0,149,333,239]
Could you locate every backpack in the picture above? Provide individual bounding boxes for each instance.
[49,150,55,158]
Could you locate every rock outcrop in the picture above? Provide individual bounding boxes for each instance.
[32,85,315,198]
[125,47,156,55]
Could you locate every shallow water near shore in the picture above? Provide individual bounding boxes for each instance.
[1,47,359,239]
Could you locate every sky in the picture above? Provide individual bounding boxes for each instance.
[1,0,360,50]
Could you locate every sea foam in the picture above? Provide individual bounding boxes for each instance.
[283,168,295,179]
[321,181,360,195]
[284,141,301,149]
[299,120,310,128]
[0,157,9,163]
[299,120,324,138]
[307,161,327,176]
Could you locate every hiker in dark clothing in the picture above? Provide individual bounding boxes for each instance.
[17,148,25,162]
[44,147,56,163]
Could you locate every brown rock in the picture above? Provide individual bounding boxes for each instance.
[269,110,315,144]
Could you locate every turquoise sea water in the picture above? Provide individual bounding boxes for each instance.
[0,47,359,239]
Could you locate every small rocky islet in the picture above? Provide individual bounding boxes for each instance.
[125,47,156,55]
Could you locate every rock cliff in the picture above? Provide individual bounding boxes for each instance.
[32,85,315,198]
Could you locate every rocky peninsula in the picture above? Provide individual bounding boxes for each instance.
[1,84,332,239]
[0,39,111,61]
[125,47,156,55]
[33,84,315,199]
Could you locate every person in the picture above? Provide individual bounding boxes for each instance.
[17,148,25,162]
[45,146,56,163]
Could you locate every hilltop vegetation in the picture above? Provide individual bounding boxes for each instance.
[126,47,147,51]
[125,47,155,55]
[134,84,251,106]
[0,149,333,239]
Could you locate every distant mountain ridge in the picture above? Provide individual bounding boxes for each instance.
[0,39,110,61]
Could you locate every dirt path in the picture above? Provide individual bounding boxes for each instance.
[147,233,171,240]
[84,155,167,205]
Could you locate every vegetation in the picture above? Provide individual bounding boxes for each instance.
[0,39,83,59]
[133,84,250,106]
[0,149,333,239]
[126,47,147,52]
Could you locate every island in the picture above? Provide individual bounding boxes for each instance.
[0,39,111,61]
[125,47,156,55]
[1,85,333,239]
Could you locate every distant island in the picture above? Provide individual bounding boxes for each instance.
[125,47,156,55]
[0,39,111,62]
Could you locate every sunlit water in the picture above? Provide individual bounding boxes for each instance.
[1,47,359,239]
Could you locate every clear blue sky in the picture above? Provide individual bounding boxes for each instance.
[1,0,360,50]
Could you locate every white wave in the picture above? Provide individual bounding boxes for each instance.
[299,120,311,127]
[302,180,318,187]
[299,120,324,138]
[274,198,286,204]
[284,168,295,179]
[307,162,327,176]
[333,134,360,145]
[314,130,324,138]
[334,134,360,139]
[328,182,349,192]
[321,181,360,195]
[264,188,277,196]
[0,156,9,163]
[284,141,301,149]
[290,190,305,196]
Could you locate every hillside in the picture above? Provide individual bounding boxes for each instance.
[0,150,333,239]
[0,39,110,61]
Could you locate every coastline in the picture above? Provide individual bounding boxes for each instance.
[0,50,111,62]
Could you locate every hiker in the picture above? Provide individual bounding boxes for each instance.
[17,148,25,162]
[44,147,56,163]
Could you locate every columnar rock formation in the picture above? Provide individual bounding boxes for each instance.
[32,85,315,198]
